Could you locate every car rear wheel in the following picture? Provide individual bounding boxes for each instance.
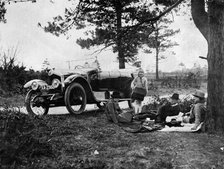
[25,90,49,116]
[64,83,87,115]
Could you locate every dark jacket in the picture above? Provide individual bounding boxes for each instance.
[156,101,181,123]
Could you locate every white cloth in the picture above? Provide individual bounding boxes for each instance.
[159,122,204,132]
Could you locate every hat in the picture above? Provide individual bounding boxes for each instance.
[111,92,120,99]
[170,93,179,100]
[193,90,205,99]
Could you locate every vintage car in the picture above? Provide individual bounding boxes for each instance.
[24,67,134,116]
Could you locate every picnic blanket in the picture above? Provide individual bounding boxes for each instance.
[159,122,204,132]
[104,99,203,133]
[120,122,203,133]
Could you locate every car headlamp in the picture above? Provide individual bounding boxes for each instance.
[31,81,39,90]
[52,78,60,89]
[48,69,53,76]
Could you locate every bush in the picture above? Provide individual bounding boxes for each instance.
[143,95,194,113]
[0,110,53,168]
[157,72,202,89]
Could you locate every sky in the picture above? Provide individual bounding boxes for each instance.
[0,0,208,72]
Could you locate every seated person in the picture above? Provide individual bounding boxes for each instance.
[105,93,133,123]
[155,93,181,125]
[183,90,206,130]
[104,93,121,124]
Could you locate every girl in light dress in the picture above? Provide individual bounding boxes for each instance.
[131,68,148,114]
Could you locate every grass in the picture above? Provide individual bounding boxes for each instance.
[2,84,224,169]
[1,108,224,169]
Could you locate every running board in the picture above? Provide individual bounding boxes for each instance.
[93,91,131,102]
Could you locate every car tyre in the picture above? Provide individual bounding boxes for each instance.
[64,83,87,114]
[25,90,49,116]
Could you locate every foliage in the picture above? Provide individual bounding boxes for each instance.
[0,110,53,168]
[143,16,179,79]
[0,48,49,96]
[143,94,194,113]
[143,17,179,55]
[160,72,202,89]
[146,70,203,90]
[43,0,169,68]
[0,49,27,95]
[0,0,6,23]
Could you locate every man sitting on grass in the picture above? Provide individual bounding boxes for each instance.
[155,93,181,126]
[183,90,206,130]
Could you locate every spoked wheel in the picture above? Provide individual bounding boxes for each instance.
[25,90,49,116]
[64,83,87,115]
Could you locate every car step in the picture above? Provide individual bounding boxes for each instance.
[93,91,131,102]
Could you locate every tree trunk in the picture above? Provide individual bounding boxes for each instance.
[118,52,125,69]
[156,47,159,80]
[191,0,224,132]
[206,3,224,132]
[155,26,159,80]
[116,4,125,69]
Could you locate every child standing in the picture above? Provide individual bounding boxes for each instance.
[131,68,148,114]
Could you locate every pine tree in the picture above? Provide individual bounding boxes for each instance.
[43,0,161,69]
[143,17,179,79]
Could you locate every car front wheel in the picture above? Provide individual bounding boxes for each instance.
[64,83,87,115]
[25,90,49,116]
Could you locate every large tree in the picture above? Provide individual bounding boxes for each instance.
[155,0,224,132]
[191,0,224,132]
[43,0,164,69]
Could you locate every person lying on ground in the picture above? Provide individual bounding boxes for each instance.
[155,93,181,126]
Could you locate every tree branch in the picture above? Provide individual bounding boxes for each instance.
[191,0,209,41]
[89,42,115,56]
[126,0,184,29]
